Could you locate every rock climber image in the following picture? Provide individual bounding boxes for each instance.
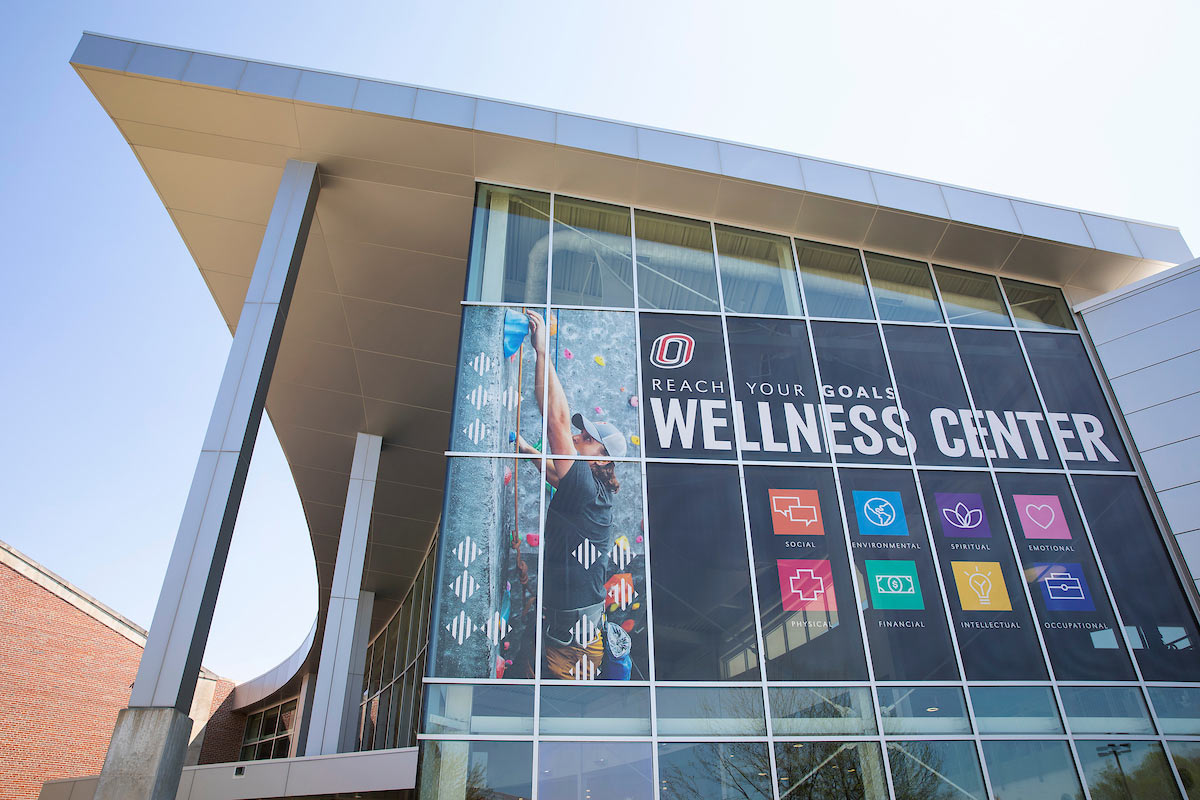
[516,310,633,680]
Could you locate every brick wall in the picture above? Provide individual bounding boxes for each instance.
[0,560,144,800]
[198,678,246,765]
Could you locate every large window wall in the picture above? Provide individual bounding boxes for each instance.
[418,184,1200,800]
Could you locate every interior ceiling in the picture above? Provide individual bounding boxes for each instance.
[72,53,1184,701]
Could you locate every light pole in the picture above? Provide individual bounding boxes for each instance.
[1096,743,1134,800]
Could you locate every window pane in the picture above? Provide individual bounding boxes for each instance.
[381,617,398,689]
[953,328,1063,469]
[261,706,280,740]
[539,741,653,800]
[877,686,971,735]
[1077,741,1182,800]
[997,472,1135,681]
[1059,686,1154,734]
[278,700,297,734]
[540,460,648,681]
[1075,475,1200,681]
[646,463,758,680]
[715,225,802,315]
[983,740,1083,800]
[422,683,534,735]
[1022,332,1131,470]
[395,598,413,673]
[270,737,290,759]
[539,685,650,735]
[769,687,876,735]
[656,686,765,735]
[727,318,828,463]
[418,740,533,800]
[839,469,959,681]
[933,265,1010,326]
[864,252,941,323]
[970,686,1063,734]
[1150,688,1200,735]
[796,239,873,319]
[638,313,735,460]
[1168,741,1200,800]
[1002,278,1076,331]
[744,466,867,681]
[551,196,633,308]
[428,457,542,680]
[245,712,263,742]
[634,210,719,311]
[546,309,640,458]
[810,322,911,465]
[887,741,987,800]
[920,470,1047,680]
[884,324,986,468]
[372,685,391,750]
[466,184,550,304]
[774,741,888,800]
[448,306,543,454]
[659,742,773,800]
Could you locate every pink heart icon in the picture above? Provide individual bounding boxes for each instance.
[1024,503,1056,529]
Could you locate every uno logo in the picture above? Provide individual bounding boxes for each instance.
[650,333,695,369]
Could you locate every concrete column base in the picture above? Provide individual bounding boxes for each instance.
[93,707,193,800]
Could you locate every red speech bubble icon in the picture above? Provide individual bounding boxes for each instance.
[769,489,824,535]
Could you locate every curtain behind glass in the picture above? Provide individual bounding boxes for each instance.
[551,196,634,308]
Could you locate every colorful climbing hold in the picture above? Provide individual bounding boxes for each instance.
[621,619,635,632]
[629,396,639,408]
[620,386,626,392]
[632,603,641,610]
[526,533,540,547]
[503,641,510,650]
[548,312,557,336]
[505,659,513,666]
[563,348,574,359]
[509,431,517,443]
[594,406,603,414]
[630,435,640,446]
[636,535,644,543]
[609,603,619,613]
[503,467,513,485]
[502,308,529,358]
[594,355,606,366]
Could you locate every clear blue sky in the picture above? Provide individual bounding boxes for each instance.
[3,1,1197,682]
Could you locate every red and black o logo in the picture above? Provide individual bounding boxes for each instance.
[649,333,695,369]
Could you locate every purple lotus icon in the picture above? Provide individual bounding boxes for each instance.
[935,492,991,538]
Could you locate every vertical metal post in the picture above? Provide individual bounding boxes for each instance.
[95,159,319,800]
[305,432,383,755]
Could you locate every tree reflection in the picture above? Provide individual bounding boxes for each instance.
[887,742,980,800]
[1086,744,1178,800]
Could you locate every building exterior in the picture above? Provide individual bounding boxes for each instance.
[0,540,233,800]
[47,31,1200,800]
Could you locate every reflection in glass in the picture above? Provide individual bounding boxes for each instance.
[864,252,942,323]
[634,210,719,311]
[646,463,758,680]
[877,686,971,735]
[659,742,773,800]
[983,739,1083,800]
[715,225,802,315]
[970,686,1063,733]
[769,687,876,735]
[796,238,874,319]
[551,196,634,308]
[1077,740,1182,800]
[539,741,653,800]
[429,457,541,680]
[539,685,650,735]
[1150,688,1200,735]
[1058,686,1154,734]
[418,740,533,800]
[1168,741,1200,800]
[466,184,550,304]
[887,740,987,800]
[656,686,766,735]
[421,683,533,735]
[933,265,1011,327]
[1002,278,1076,331]
[774,741,888,800]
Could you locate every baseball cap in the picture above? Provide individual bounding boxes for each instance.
[571,413,627,459]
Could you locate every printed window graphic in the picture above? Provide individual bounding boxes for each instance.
[777,559,837,612]
[853,490,908,536]
[1014,494,1072,540]
[950,561,1012,612]
[936,493,991,538]
[1034,563,1096,611]
[865,560,924,610]
[769,489,824,535]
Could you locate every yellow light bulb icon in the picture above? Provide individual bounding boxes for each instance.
[967,568,992,605]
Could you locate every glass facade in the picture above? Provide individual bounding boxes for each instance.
[417,184,1200,800]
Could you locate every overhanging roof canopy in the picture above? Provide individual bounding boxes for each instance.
[70,32,1192,705]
